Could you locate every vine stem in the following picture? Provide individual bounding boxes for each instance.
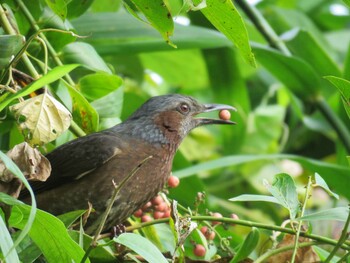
[14,0,75,86]
[113,215,350,250]
[80,156,153,263]
[291,176,312,263]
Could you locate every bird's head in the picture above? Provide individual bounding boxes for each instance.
[124,94,236,146]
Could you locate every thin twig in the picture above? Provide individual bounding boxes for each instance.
[291,176,312,263]
[80,155,153,263]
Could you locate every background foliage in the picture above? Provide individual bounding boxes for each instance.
[1,0,350,262]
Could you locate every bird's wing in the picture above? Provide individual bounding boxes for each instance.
[21,132,123,196]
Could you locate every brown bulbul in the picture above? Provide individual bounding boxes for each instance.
[21,94,236,233]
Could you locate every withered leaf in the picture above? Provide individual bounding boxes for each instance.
[0,142,51,198]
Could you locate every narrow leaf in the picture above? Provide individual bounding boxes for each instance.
[0,215,20,263]
[263,173,299,219]
[195,0,256,67]
[114,233,168,263]
[230,194,280,205]
[230,227,260,263]
[314,173,339,199]
[0,64,79,111]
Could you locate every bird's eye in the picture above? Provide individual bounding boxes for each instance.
[179,103,190,114]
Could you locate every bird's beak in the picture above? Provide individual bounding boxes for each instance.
[195,103,237,126]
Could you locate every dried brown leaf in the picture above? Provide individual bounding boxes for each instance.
[0,142,51,197]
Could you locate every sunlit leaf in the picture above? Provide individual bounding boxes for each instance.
[114,233,168,263]
[10,93,72,146]
[193,0,256,67]
[130,0,174,46]
[0,215,20,263]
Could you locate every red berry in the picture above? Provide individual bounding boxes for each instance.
[133,209,143,218]
[168,175,180,188]
[151,195,163,205]
[211,212,223,226]
[141,202,152,211]
[153,211,164,219]
[200,226,215,240]
[155,202,167,212]
[219,109,231,120]
[162,209,171,218]
[193,244,206,257]
[141,215,152,222]
[230,213,239,226]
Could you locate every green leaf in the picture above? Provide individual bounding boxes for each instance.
[263,173,299,219]
[283,29,341,77]
[61,42,112,73]
[230,194,280,205]
[324,76,350,119]
[298,207,349,222]
[130,0,174,46]
[0,64,79,112]
[78,73,123,101]
[44,0,67,20]
[114,233,168,263]
[0,155,36,256]
[253,43,320,99]
[91,87,123,119]
[9,205,89,263]
[0,215,20,263]
[195,0,256,67]
[68,231,116,262]
[57,210,86,228]
[343,0,350,8]
[66,0,94,18]
[230,227,260,263]
[71,12,231,55]
[0,35,24,70]
[65,83,99,133]
[314,173,339,199]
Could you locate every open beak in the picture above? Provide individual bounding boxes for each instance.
[195,103,237,126]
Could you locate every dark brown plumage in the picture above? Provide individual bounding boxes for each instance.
[21,94,236,233]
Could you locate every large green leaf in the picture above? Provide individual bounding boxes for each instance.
[173,154,350,200]
[298,207,349,222]
[283,29,341,77]
[130,0,174,46]
[253,43,320,99]
[71,12,231,55]
[0,64,79,111]
[9,204,89,263]
[44,0,67,20]
[194,0,256,67]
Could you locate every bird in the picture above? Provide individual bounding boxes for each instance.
[21,94,236,234]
